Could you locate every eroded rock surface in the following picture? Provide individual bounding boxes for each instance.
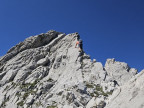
[105,70,144,108]
[0,30,142,108]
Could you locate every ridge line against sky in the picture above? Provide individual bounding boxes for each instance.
[0,0,144,71]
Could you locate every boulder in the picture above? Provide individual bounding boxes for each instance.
[26,94,35,106]
[86,97,97,108]
[105,58,136,85]
[37,56,50,66]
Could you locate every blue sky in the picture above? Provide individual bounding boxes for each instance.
[0,0,144,71]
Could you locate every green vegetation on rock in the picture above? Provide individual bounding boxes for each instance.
[47,106,57,108]
[17,101,24,106]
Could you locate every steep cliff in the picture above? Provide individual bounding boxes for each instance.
[0,30,141,108]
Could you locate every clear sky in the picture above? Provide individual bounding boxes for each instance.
[0,0,143,72]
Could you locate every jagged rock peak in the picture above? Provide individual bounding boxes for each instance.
[0,30,63,63]
[7,30,61,53]
[0,30,80,64]
[105,58,138,85]
[0,30,142,108]
[105,69,144,108]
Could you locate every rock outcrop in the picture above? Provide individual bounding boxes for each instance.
[105,70,144,108]
[0,30,142,108]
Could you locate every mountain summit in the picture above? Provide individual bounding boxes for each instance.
[0,30,143,108]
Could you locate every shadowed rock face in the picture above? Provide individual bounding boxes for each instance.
[0,30,142,108]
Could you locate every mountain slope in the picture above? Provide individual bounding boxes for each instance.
[0,30,141,108]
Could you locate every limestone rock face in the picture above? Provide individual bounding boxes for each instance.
[105,58,137,85]
[0,30,143,108]
[105,70,144,108]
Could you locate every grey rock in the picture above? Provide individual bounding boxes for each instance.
[36,90,42,97]
[93,59,96,63]
[129,68,138,75]
[86,97,97,108]
[53,62,61,69]
[43,82,54,90]
[77,83,87,94]
[0,72,6,80]
[105,70,144,108]
[105,58,135,85]
[0,30,59,64]
[87,96,106,108]
[26,94,35,106]
[66,91,76,103]
[99,70,107,81]
[56,56,62,62]
[37,56,50,66]
[0,30,142,108]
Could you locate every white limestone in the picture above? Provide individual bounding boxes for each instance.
[0,30,142,108]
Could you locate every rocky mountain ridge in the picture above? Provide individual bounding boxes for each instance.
[0,30,143,108]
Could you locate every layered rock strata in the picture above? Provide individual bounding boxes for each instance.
[0,30,141,108]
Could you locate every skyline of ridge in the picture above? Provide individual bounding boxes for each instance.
[0,0,143,71]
